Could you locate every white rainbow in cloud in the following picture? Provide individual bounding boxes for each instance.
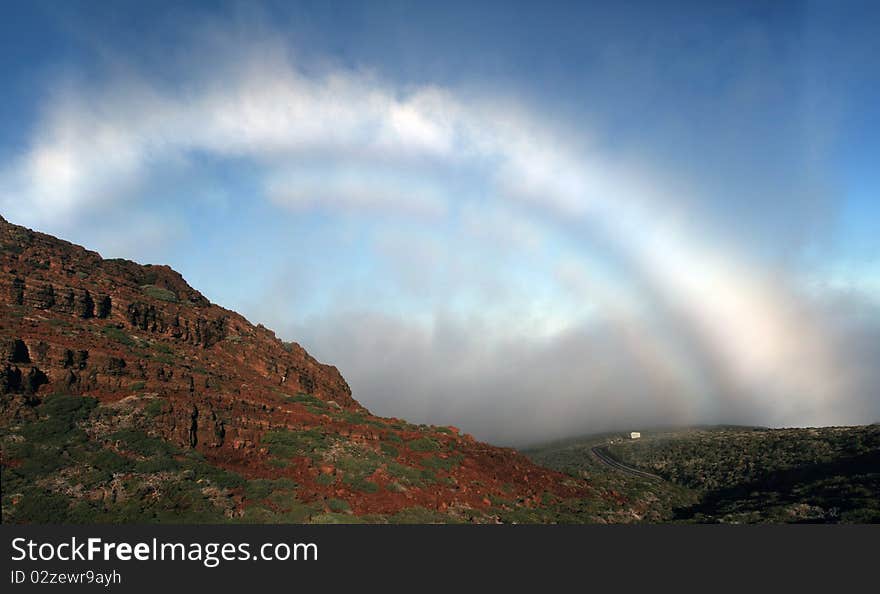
[0,35,864,442]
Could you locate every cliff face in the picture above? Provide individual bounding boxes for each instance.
[0,215,357,447]
[0,215,608,523]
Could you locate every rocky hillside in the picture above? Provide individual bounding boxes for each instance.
[0,215,630,523]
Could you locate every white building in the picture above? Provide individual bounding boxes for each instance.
[630,432,641,439]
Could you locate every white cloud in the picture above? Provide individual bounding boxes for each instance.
[0,40,618,227]
[266,164,448,219]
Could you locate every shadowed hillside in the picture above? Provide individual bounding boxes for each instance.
[527,425,880,523]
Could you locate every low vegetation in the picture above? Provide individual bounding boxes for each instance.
[527,425,880,524]
[7,395,874,524]
[1,395,242,523]
[607,426,880,523]
[140,284,178,303]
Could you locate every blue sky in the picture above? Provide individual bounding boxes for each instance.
[1,1,878,444]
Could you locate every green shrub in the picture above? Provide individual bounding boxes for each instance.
[153,342,174,355]
[239,507,277,523]
[245,478,298,500]
[380,443,399,458]
[283,393,325,407]
[133,457,179,474]
[21,395,96,445]
[143,399,165,418]
[335,410,386,428]
[101,325,136,347]
[261,429,334,459]
[315,473,336,486]
[311,512,367,524]
[421,454,463,472]
[336,452,381,475]
[20,418,73,443]
[12,488,71,523]
[407,437,441,452]
[40,394,98,420]
[109,430,174,457]
[17,447,67,476]
[239,501,318,524]
[386,462,433,486]
[388,506,451,524]
[246,480,274,501]
[91,449,133,474]
[336,410,366,424]
[343,477,380,493]
[140,284,178,302]
[328,498,351,513]
[194,465,245,490]
[151,352,176,365]
[1,439,34,459]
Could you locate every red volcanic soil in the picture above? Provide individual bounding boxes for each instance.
[0,214,596,517]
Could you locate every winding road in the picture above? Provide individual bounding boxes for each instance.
[591,446,664,481]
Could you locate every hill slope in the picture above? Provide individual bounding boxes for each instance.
[0,214,628,523]
[527,425,880,523]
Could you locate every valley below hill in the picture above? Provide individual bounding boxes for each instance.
[526,424,880,523]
